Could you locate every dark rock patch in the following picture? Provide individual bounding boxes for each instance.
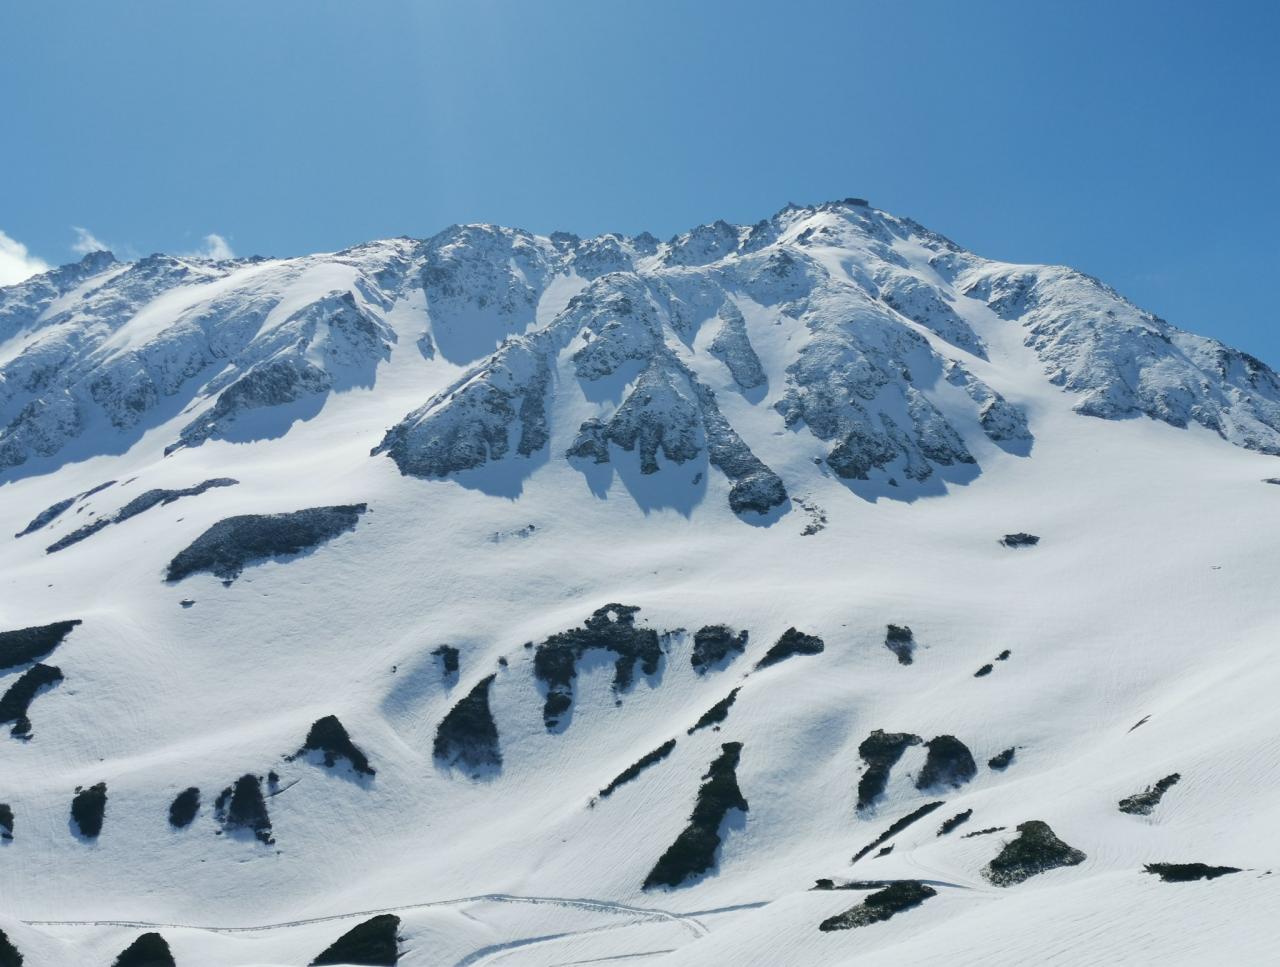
[644,742,748,890]
[688,687,741,734]
[0,619,81,670]
[1119,773,1180,816]
[1000,533,1040,548]
[974,664,993,678]
[938,808,972,836]
[165,503,368,584]
[818,880,937,931]
[857,730,923,810]
[916,735,977,790]
[168,787,200,829]
[0,929,21,967]
[214,774,273,845]
[995,649,1011,661]
[963,826,1005,838]
[1128,715,1151,733]
[1264,478,1280,485]
[0,664,64,738]
[71,782,107,839]
[14,479,115,537]
[988,747,1016,771]
[0,802,13,840]
[112,932,175,967]
[598,738,677,800]
[533,604,660,730]
[432,644,460,678]
[754,628,824,670]
[310,914,401,966]
[852,801,945,863]
[982,820,1085,886]
[48,478,239,553]
[1144,862,1241,882]
[690,625,747,673]
[434,674,501,775]
[884,625,915,665]
[288,715,375,777]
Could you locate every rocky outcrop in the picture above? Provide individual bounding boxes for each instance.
[1000,532,1040,548]
[0,619,81,670]
[310,914,401,966]
[0,803,14,841]
[434,675,502,776]
[288,715,375,777]
[47,478,238,552]
[214,775,273,845]
[0,664,63,738]
[856,730,922,810]
[165,504,367,583]
[533,605,661,730]
[852,801,945,863]
[884,625,915,665]
[938,808,972,836]
[112,933,175,967]
[71,782,107,839]
[988,747,1016,771]
[168,787,200,829]
[598,739,677,800]
[1118,773,1180,816]
[754,628,824,670]
[982,820,1085,886]
[14,480,115,537]
[688,688,741,734]
[708,301,766,390]
[818,880,938,931]
[1143,862,1240,882]
[0,927,20,967]
[690,625,748,673]
[644,742,748,890]
[916,735,977,790]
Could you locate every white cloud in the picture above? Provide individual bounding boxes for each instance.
[71,226,111,256]
[185,233,235,261]
[0,230,51,286]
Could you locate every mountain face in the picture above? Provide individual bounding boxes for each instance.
[0,201,1277,965]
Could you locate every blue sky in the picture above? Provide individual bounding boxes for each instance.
[3,0,1277,363]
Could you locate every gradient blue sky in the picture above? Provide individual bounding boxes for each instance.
[3,1,1277,363]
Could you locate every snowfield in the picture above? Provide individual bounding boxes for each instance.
[0,200,1276,966]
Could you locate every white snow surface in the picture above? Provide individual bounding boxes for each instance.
[0,200,1277,965]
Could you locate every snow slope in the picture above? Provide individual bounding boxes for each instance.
[0,200,1277,966]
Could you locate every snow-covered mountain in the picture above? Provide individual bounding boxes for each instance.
[0,199,1277,966]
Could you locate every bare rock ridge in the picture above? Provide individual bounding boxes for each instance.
[287,715,376,777]
[46,477,238,553]
[818,880,938,931]
[982,820,1086,886]
[310,914,402,966]
[165,503,367,583]
[112,933,175,967]
[433,674,502,776]
[597,738,677,800]
[0,663,64,738]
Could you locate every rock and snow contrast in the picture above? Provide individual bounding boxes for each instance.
[0,199,1277,965]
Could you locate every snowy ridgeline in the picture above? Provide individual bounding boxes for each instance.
[0,199,1277,509]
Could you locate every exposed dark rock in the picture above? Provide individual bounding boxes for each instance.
[168,787,200,829]
[310,914,401,966]
[1266,478,1280,485]
[179,599,195,609]
[1000,532,1040,547]
[884,624,915,665]
[432,644,460,677]
[974,663,993,678]
[875,845,894,858]
[533,604,661,730]
[0,619,81,670]
[688,688,741,734]
[857,730,923,810]
[1128,715,1151,732]
[916,735,977,790]
[214,774,273,844]
[982,820,1085,886]
[690,625,748,673]
[938,808,972,836]
[707,301,766,390]
[818,880,937,931]
[288,715,375,777]
[754,628,824,670]
[0,929,21,967]
[1119,773,1180,815]
[852,801,945,862]
[0,802,13,840]
[988,748,1016,771]
[165,503,367,583]
[14,479,115,537]
[434,674,501,775]
[1144,862,1241,882]
[644,742,748,890]
[71,782,107,839]
[47,478,239,553]
[112,932,175,967]
[0,663,64,738]
[963,826,1006,838]
[598,739,677,799]
[995,649,1011,661]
